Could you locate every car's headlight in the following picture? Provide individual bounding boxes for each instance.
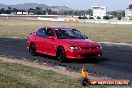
[97,46,102,49]
[97,44,102,49]
[70,46,81,50]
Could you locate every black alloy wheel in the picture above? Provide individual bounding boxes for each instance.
[56,47,66,63]
[29,43,37,56]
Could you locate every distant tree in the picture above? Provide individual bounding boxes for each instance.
[66,10,75,15]
[42,10,46,15]
[34,7,42,15]
[97,16,101,19]
[78,16,88,19]
[0,10,1,14]
[46,9,52,15]
[0,8,5,14]
[5,10,11,14]
[51,11,58,15]
[77,11,82,16]
[8,7,12,12]
[121,11,125,17]
[75,11,78,15]
[63,11,68,15]
[78,16,82,19]
[28,8,34,13]
[129,4,132,9]
[111,11,117,17]
[81,11,85,16]
[89,17,94,19]
[87,9,93,16]
[118,16,122,20]
[12,8,18,12]
[20,9,26,12]
[84,16,88,19]
[116,11,125,18]
[103,16,110,20]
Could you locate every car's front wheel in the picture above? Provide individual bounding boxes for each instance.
[29,43,37,56]
[56,47,66,63]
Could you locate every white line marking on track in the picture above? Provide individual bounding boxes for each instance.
[99,42,132,46]
[11,37,20,39]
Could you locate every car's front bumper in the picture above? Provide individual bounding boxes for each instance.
[66,49,103,59]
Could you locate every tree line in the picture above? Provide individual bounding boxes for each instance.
[0,7,93,16]
[129,4,132,9]
[0,4,131,19]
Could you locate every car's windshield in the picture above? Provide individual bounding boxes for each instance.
[55,29,88,39]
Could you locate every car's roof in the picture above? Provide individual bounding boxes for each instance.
[45,26,73,30]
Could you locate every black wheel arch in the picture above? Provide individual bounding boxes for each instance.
[29,42,36,51]
[56,45,66,56]
[30,42,35,46]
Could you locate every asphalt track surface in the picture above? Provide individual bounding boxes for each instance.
[0,37,132,80]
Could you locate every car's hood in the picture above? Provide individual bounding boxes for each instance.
[63,39,99,47]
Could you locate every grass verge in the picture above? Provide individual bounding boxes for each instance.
[0,18,132,43]
[0,60,83,88]
[0,56,130,88]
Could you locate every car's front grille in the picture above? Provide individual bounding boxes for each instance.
[81,46,97,50]
[80,54,97,57]
[90,47,96,50]
[81,47,89,49]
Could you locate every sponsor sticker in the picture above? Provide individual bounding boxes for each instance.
[81,67,131,86]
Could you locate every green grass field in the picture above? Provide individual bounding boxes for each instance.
[0,60,81,88]
[0,18,132,43]
[0,59,108,88]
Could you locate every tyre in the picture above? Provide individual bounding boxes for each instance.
[56,47,66,63]
[29,43,37,56]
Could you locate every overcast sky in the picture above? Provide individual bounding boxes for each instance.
[0,0,131,11]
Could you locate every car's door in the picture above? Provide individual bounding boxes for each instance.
[46,28,57,56]
[35,28,48,53]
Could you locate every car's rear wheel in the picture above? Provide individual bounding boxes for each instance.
[56,47,66,63]
[29,43,37,56]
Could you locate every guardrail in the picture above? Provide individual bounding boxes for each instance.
[38,17,79,22]
[38,17,132,24]
[79,19,132,24]
[1,15,132,24]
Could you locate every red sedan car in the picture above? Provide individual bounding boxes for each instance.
[27,27,103,62]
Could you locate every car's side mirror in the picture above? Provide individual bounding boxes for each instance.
[48,36,55,39]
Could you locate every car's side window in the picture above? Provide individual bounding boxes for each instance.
[46,29,54,36]
[36,28,48,38]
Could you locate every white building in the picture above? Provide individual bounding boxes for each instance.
[125,8,132,20]
[92,6,107,19]
[16,12,23,15]
[23,12,29,15]
[6,11,34,15]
